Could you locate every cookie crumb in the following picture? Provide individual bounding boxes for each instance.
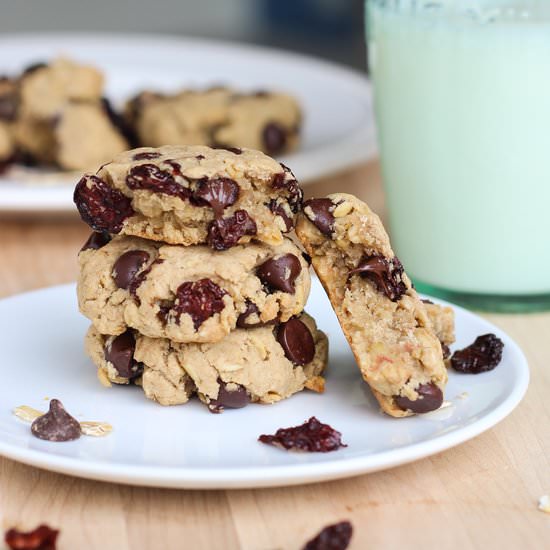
[538,495,550,514]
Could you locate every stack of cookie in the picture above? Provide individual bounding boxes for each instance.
[75,145,328,412]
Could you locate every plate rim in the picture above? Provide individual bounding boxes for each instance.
[0,283,530,489]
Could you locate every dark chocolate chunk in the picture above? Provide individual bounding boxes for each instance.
[208,380,250,413]
[207,210,257,250]
[349,254,407,302]
[395,382,443,414]
[30,399,81,442]
[257,253,302,294]
[104,330,142,379]
[171,278,227,329]
[126,163,191,200]
[132,151,161,161]
[192,177,239,217]
[277,318,315,366]
[112,250,150,290]
[451,333,504,374]
[268,199,293,232]
[303,521,353,550]
[262,122,287,155]
[303,198,336,236]
[4,524,59,550]
[79,231,111,252]
[128,258,164,304]
[74,175,135,234]
[259,417,346,452]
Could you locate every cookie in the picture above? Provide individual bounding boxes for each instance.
[85,312,328,411]
[78,234,310,343]
[295,193,448,417]
[74,145,302,248]
[126,88,300,156]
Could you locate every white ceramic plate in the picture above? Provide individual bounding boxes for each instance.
[0,278,528,489]
[0,33,376,214]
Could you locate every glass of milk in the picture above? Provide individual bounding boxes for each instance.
[366,0,550,311]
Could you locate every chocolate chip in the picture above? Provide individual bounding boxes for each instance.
[262,122,287,154]
[192,177,240,217]
[132,151,161,160]
[207,210,257,250]
[349,255,407,302]
[302,252,312,265]
[277,318,315,366]
[395,383,443,414]
[128,258,164,304]
[271,172,303,213]
[259,416,347,452]
[104,330,142,379]
[303,198,336,236]
[79,231,111,252]
[208,380,250,413]
[74,175,135,234]
[171,278,227,329]
[303,521,353,550]
[112,250,150,290]
[30,399,81,442]
[4,524,59,550]
[126,163,191,200]
[257,253,302,294]
[451,333,504,374]
[236,301,277,328]
[268,199,293,232]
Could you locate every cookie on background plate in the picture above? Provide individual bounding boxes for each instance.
[296,193,449,417]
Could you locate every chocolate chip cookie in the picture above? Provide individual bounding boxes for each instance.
[85,312,328,411]
[296,193,448,417]
[74,145,302,248]
[126,88,300,156]
[78,234,310,343]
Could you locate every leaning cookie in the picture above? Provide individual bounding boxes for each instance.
[73,145,302,249]
[295,193,448,417]
[85,313,328,412]
[78,233,310,344]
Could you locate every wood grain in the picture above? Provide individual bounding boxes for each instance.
[0,162,549,550]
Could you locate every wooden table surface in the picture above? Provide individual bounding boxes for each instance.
[0,162,549,550]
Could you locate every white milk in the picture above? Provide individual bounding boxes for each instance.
[367,1,550,296]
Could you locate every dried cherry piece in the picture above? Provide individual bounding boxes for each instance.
[171,278,227,329]
[349,254,407,302]
[277,318,315,366]
[126,163,191,200]
[208,380,250,413]
[304,198,336,236]
[112,250,150,290]
[5,524,59,550]
[207,210,257,250]
[262,122,287,154]
[74,175,134,234]
[79,231,111,252]
[104,330,142,379]
[132,151,161,160]
[451,333,504,374]
[395,382,443,414]
[192,177,239,217]
[268,199,293,232]
[31,399,81,442]
[259,417,346,452]
[303,521,353,550]
[257,253,302,294]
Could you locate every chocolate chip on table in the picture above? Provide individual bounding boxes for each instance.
[132,151,161,160]
[30,399,81,442]
[79,231,111,252]
[395,382,443,414]
[277,318,315,366]
[303,521,353,550]
[257,253,302,294]
[207,210,257,250]
[208,380,250,413]
[451,333,504,374]
[259,417,347,452]
[112,250,150,290]
[192,177,240,217]
[170,278,227,329]
[126,163,191,200]
[4,524,59,550]
[268,199,293,232]
[303,198,336,236]
[349,254,407,302]
[104,330,142,379]
[74,175,135,234]
[262,122,287,154]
